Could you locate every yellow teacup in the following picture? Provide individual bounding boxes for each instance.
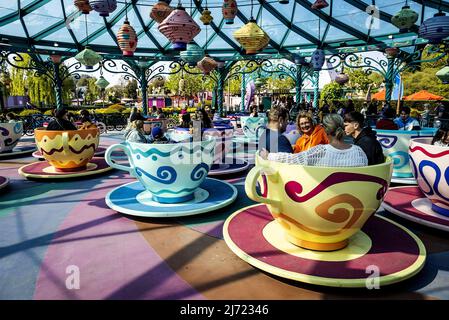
[34,127,100,171]
[245,153,392,251]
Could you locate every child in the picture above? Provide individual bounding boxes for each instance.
[432,126,449,147]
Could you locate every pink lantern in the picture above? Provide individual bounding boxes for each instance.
[311,0,329,10]
[117,20,138,56]
[222,0,238,25]
[158,5,201,51]
[197,56,218,75]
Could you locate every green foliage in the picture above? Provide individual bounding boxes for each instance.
[19,109,40,116]
[347,67,383,93]
[265,76,295,90]
[320,82,345,100]
[420,45,448,69]
[165,70,214,96]
[402,67,449,98]
[124,79,138,99]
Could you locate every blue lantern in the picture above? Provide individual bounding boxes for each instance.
[419,11,449,44]
[180,43,205,67]
[90,0,117,17]
[311,49,325,71]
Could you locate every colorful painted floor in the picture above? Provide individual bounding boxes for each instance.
[1,133,449,300]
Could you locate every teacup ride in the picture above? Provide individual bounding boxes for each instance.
[0,122,36,159]
[376,128,437,184]
[32,146,107,160]
[143,118,168,135]
[0,176,9,191]
[104,138,238,217]
[19,128,112,179]
[170,126,250,176]
[232,116,267,145]
[223,153,426,288]
[382,137,449,232]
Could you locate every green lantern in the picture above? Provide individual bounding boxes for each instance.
[95,75,110,89]
[180,42,205,67]
[391,4,418,33]
[75,47,102,69]
[436,66,449,84]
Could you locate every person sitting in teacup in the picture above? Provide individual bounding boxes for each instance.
[5,112,17,123]
[432,124,449,147]
[394,106,421,131]
[179,112,192,129]
[260,114,368,167]
[78,110,97,130]
[124,120,148,143]
[344,111,385,165]
[46,108,77,131]
[148,126,169,144]
[258,106,293,153]
[293,111,329,153]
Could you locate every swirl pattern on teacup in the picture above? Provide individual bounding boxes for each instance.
[191,163,210,181]
[377,135,398,149]
[135,166,177,184]
[389,151,409,170]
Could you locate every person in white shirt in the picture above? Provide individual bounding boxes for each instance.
[260,114,368,167]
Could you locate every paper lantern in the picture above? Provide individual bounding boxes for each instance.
[335,73,349,85]
[95,76,110,89]
[311,0,329,10]
[90,0,117,17]
[311,49,325,71]
[180,43,205,66]
[233,20,270,54]
[200,8,213,25]
[158,6,201,51]
[385,47,399,58]
[74,0,92,14]
[436,66,449,84]
[117,20,138,56]
[75,47,102,69]
[222,0,238,24]
[419,11,449,44]
[391,5,418,33]
[150,1,173,23]
[197,56,218,75]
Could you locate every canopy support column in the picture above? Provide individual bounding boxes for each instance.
[313,71,319,110]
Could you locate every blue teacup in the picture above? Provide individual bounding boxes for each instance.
[105,139,216,203]
[0,122,23,153]
[240,116,267,139]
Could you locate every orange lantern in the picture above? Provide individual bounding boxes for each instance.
[74,0,92,14]
[150,1,173,23]
[311,0,329,10]
[197,56,218,75]
[222,0,238,24]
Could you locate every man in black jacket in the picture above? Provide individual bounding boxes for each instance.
[344,111,385,165]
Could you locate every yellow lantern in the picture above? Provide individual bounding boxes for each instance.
[200,8,213,25]
[233,20,270,54]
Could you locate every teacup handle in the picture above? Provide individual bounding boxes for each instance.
[105,143,135,175]
[62,131,70,156]
[245,166,281,213]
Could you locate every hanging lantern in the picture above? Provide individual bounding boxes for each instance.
[90,0,117,17]
[222,0,238,24]
[335,73,349,85]
[233,20,270,54]
[75,47,102,69]
[74,0,92,14]
[419,11,449,44]
[436,66,449,84]
[117,19,138,56]
[180,42,205,66]
[95,76,110,89]
[158,5,201,51]
[385,47,399,58]
[294,55,307,65]
[391,5,418,33]
[197,56,218,75]
[150,1,173,23]
[311,49,325,71]
[200,8,213,25]
[311,0,329,10]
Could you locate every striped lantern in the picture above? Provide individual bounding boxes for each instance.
[180,42,205,66]
[95,76,110,89]
[311,0,329,10]
[335,72,349,85]
[311,49,325,71]
[117,19,138,56]
[158,5,201,51]
[419,11,449,44]
[233,20,270,54]
[150,1,173,23]
[200,8,213,25]
[391,5,418,33]
[74,0,92,14]
[436,66,449,84]
[90,0,117,17]
[75,47,102,69]
[197,56,218,75]
[222,0,238,25]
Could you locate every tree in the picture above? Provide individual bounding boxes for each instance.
[164,70,214,97]
[320,82,345,100]
[124,79,138,99]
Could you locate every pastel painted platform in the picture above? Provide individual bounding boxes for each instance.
[18,157,112,179]
[106,178,238,218]
[0,176,9,190]
[32,146,107,160]
[223,204,426,288]
[391,177,417,185]
[208,160,250,176]
[0,144,36,159]
[382,186,449,232]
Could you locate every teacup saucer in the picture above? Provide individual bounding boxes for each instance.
[18,157,112,179]
[0,144,36,159]
[391,176,417,185]
[32,146,107,160]
[106,178,238,218]
[0,176,9,191]
[382,186,449,232]
[223,204,426,288]
[208,160,250,176]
